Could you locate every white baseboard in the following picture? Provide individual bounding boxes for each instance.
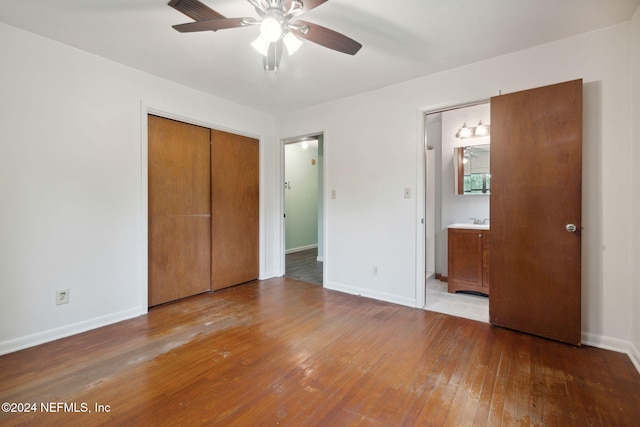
[0,307,143,356]
[324,280,416,308]
[629,342,640,374]
[259,271,281,280]
[285,244,318,254]
[582,331,640,374]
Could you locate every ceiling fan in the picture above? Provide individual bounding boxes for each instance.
[169,0,362,71]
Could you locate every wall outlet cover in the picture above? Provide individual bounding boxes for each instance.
[56,289,70,305]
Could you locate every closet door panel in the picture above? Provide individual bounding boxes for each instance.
[211,130,259,290]
[148,115,211,306]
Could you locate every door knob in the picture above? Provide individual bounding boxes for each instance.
[566,224,577,233]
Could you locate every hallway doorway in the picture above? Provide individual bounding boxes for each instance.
[283,135,324,285]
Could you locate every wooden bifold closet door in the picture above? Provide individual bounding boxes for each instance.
[148,115,259,306]
[211,129,260,291]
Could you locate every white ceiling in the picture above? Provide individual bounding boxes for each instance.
[1,0,638,113]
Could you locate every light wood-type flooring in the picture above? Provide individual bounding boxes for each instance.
[1,278,639,426]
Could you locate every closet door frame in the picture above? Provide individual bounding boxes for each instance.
[140,107,263,311]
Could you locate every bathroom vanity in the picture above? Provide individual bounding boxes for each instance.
[447,224,490,296]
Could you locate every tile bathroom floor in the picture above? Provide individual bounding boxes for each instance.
[424,277,489,323]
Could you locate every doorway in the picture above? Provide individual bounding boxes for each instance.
[421,80,582,345]
[283,134,324,285]
[423,102,491,322]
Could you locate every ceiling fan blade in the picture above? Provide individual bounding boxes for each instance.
[168,0,226,21]
[293,20,362,55]
[173,18,248,33]
[284,0,330,13]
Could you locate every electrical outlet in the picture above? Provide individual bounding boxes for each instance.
[331,189,337,199]
[373,265,379,275]
[404,188,411,199]
[56,289,70,305]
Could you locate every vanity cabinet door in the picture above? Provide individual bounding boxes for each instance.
[448,229,489,295]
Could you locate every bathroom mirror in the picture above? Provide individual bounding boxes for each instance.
[454,144,490,195]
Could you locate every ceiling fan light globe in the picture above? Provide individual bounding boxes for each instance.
[260,17,283,42]
[251,35,270,56]
[283,32,302,55]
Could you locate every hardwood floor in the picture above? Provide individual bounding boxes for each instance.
[1,278,639,426]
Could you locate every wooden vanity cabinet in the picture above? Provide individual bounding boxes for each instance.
[448,228,490,295]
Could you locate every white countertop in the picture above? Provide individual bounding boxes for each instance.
[448,223,490,230]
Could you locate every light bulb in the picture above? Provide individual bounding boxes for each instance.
[260,17,282,43]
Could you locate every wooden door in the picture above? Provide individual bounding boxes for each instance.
[489,79,582,345]
[148,115,212,306]
[211,130,259,290]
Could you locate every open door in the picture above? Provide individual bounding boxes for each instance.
[489,79,582,345]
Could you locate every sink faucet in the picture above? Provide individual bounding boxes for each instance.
[469,217,482,225]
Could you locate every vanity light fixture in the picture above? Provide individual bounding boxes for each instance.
[456,123,473,138]
[474,121,489,136]
[456,121,491,139]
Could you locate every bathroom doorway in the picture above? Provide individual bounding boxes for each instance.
[423,102,491,322]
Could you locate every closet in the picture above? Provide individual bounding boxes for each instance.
[148,115,259,306]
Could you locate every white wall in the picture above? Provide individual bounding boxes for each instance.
[0,23,277,354]
[630,8,640,369]
[275,22,636,357]
[277,86,423,307]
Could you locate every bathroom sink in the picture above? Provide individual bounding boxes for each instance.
[448,223,490,230]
